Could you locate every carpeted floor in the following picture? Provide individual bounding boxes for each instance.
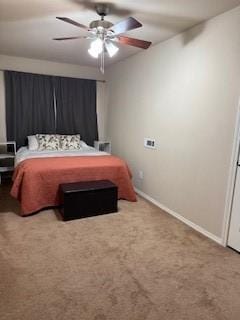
[1,183,240,320]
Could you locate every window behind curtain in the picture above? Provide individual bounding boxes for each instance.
[4,71,98,148]
[4,71,55,148]
[54,76,98,146]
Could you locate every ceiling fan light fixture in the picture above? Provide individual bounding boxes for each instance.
[88,38,103,58]
[105,41,119,58]
[88,47,99,58]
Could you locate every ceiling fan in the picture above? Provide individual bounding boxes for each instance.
[53,3,152,73]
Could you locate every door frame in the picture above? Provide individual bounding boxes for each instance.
[222,98,240,246]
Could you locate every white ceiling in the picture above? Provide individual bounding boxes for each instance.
[0,0,240,67]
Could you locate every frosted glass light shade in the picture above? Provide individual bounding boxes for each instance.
[105,41,119,57]
[88,38,103,58]
[88,47,99,58]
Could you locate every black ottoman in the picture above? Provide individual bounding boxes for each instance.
[59,180,118,221]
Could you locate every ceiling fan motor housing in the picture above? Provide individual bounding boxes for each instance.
[89,20,113,30]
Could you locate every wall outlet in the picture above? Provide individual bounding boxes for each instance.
[144,138,156,149]
[139,170,144,180]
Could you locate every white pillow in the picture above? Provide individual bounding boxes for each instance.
[80,140,91,149]
[28,135,39,151]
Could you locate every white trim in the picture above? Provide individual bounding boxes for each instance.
[135,187,222,245]
[222,98,240,246]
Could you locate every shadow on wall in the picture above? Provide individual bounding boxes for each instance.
[71,0,132,17]
[74,1,202,34]
[0,0,132,21]
[137,12,201,32]
[181,22,206,45]
[0,0,206,48]
[1,0,204,39]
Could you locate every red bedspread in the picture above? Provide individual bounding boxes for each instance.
[11,156,137,216]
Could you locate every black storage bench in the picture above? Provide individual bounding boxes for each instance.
[59,180,118,221]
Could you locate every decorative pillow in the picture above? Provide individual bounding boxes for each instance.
[28,135,39,151]
[59,134,81,150]
[36,134,60,151]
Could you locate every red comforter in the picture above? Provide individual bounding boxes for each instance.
[11,155,137,216]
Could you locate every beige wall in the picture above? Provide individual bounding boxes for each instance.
[106,6,240,239]
[0,54,107,141]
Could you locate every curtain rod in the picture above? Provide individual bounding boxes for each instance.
[0,69,106,83]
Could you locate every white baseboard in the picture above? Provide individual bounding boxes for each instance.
[134,187,223,245]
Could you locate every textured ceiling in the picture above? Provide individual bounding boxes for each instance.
[0,0,240,67]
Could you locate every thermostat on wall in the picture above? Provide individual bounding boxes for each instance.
[144,138,156,149]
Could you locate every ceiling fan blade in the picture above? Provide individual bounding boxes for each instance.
[53,36,86,41]
[56,17,89,30]
[110,17,142,35]
[117,36,152,49]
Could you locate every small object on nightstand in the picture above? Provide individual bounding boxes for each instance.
[0,141,16,184]
[94,140,111,153]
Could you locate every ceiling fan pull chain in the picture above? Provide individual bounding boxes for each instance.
[100,50,105,74]
[102,50,105,74]
[99,50,102,73]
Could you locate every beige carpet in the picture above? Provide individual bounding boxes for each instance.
[1,183,240,320]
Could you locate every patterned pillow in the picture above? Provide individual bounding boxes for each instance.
[36,134,60,151]
[59,134,81,150]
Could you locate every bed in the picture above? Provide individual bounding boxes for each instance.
[11,144,136,216]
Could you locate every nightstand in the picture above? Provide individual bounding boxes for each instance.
[0,141,16,184]
[94,141,111,153]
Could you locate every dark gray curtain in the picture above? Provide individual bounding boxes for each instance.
[5,71,98,148]
[55,76,98,146]
[5,71,55,148]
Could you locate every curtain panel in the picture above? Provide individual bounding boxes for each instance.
[5,71,55,148]
[54,76,98,146]
[4,71,98,148]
